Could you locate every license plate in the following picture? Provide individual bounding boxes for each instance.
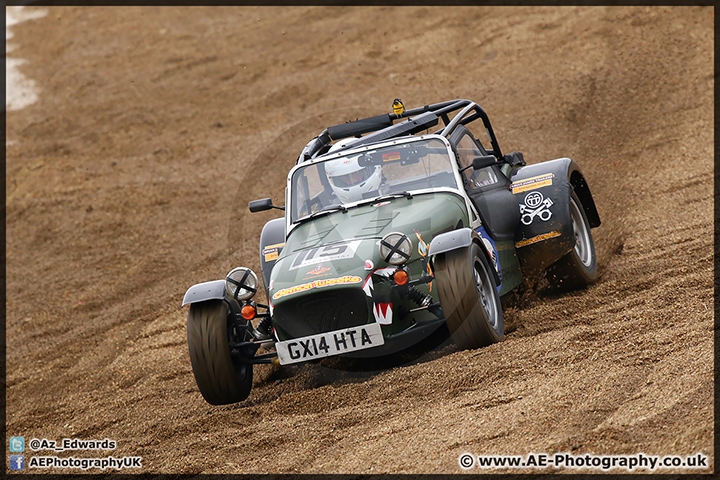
[275,322,385,365]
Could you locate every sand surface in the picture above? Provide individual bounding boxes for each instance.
[5,6,713,474]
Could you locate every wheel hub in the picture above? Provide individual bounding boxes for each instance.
[570,199,592,267]
[474,260,497,329]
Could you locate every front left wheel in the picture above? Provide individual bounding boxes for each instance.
[187,300,253,405]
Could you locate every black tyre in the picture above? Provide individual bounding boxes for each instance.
[187,300,253,405]
[434,242,504,349]
[546,192,598,289]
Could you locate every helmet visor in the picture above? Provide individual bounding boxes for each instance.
[330,166,373,188]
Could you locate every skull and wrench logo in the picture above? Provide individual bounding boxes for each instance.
[520,192,553,225]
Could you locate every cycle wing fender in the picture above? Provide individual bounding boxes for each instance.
[427,227,501,285]
[509,158,599,273]
[182,280,227,307]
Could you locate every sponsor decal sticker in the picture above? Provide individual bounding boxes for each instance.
[511,173,554,194]
[515,231,562,248]
[373,302,393,325]
[520,192,554,225]
[414,229,429,257]
[290,239,362,270]
[265,252,279,261]
[272,275,363,300]
[362,275,374,297]
[477,226,502,292]
[477,227,501,274]
[372,267,396,277]
[382,151,401,162]
[262,243,285,262]
[304,263,332,277]
[413,229,433,291]
[524,191,544,208]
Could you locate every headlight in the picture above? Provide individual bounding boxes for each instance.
[379,232,412,265]
[225,267,258,301]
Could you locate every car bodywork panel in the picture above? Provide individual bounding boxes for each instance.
[182,279,226,307]
[269,192,470,344]
[510,158,601,273]
[258,217,285,298]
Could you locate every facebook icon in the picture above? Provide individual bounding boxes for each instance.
[9,455,25,470]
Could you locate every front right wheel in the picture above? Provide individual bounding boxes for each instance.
[434,242,504,349]
[187,300,253,405]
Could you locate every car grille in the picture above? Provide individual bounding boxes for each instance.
[274,288,369,339]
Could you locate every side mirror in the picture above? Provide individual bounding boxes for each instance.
[472,155,497,170]
[248,198,284,212]
[459,155,497,174]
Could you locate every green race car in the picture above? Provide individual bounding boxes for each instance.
[182,99,601,405]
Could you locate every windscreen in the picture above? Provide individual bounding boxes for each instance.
[290,138,460,223]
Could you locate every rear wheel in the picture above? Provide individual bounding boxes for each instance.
[546,192,598,289]
[187,300,253,405]
[434,242,504,349]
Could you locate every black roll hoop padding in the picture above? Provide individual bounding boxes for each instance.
[299,99,502,163]
[327,114,394,140]
[340,112,439,152]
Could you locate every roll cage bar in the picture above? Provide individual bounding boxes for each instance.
[297,99,504,164]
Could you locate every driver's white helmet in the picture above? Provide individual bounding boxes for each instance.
[325,142,382,203]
